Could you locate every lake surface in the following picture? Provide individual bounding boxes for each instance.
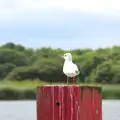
[0,100,120,120]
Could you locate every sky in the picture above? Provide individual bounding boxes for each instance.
[0,0,120,50]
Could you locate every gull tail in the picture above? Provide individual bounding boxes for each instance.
[75,70,80,75]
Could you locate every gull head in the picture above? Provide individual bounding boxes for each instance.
[61,53,72,61]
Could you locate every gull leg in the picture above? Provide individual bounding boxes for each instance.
[73,77,76,85]
[67,77,68,84]
[75,77,76,84]
[73,77,74,85]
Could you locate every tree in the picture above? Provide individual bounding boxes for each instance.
[1,42,120,84]
[0,48,29,66]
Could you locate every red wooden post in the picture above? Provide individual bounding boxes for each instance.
[36,85,102,120]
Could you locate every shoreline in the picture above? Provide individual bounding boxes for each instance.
[0,81,120,100]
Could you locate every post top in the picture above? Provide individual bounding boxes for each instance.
[36,84,101,88]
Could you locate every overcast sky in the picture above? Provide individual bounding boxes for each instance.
[0,0,120,50]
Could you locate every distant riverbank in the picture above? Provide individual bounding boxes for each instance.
[0,80,120,100]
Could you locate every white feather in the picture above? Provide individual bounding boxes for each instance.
[62,53,80,77]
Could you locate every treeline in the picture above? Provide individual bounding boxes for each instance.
[0,42,120,84]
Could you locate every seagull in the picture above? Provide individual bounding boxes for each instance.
[61,53,80,85]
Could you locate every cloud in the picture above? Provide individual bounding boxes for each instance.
[1,0,120,12]
[0,0,120,24]
[0,10,119,39]
[0,0,120,22]
[0,0,120,49]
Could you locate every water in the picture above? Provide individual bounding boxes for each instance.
[0,100,120,120]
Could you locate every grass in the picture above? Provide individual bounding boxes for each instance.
[0,80,119,90]
[101,84,120,91]
[0,80,46,89]
[0,80,120,99]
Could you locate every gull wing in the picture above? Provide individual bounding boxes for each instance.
[73,63,80,75]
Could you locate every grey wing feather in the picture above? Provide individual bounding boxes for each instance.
[75,70,80,74]
[73,64,80,74]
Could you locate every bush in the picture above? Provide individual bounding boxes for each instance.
[0,63,16,80]
[1,42,120,84]
[0,88,36,100]
[6,66,40,81]
[6,58,66,82]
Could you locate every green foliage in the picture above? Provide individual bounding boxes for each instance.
[0,48,29,66]
[1,42,25,51]
[0,87,36,100]
[6,66,38,81]
[0,42,120,84]
[0,63,16,79]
